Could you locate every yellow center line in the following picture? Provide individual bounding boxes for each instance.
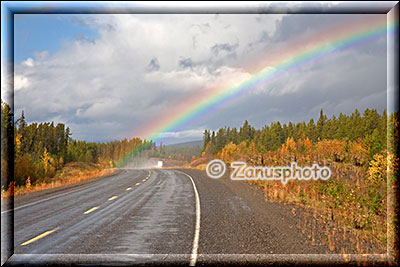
[142,179,146,182]
[136,182,140,186]
[126,187,132,191]
[108,196,118,201]
[21,228,58,246]
[84,206,99,214]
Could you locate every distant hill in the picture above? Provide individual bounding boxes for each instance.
[166,140,203,147]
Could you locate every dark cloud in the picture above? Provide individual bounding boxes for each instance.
[146,57,160,72]
[210,43,238,57]
[178,57,194,70]
[12,13,387,144]
[74,34,96,44]
[196,46,387,132]
[270,14,379,42]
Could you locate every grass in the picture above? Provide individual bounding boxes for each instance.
[189,147,391,253]
[248,157,388,252]
[1,162,115,198]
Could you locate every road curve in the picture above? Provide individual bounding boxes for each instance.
[2,168,379,266]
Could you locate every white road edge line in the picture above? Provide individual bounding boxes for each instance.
[174,170,200,266]
[1,186,89,214]
[1,169,129,214]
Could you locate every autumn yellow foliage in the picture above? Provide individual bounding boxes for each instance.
[367,153,387,186]
[281,137,296,154]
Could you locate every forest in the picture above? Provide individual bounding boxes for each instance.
[199,108,398,247]
[1,99,398,246]
[202,108,388,159]
[1,100,153,189]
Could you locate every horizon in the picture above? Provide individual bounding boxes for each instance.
[2,8,389,145]
[7,105,390,146]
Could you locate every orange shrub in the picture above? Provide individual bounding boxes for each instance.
[281,137,296,154]
[303,137,313,152]
[348,139,369,165]
[316,139,346,162]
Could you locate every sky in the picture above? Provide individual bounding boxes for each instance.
[4,7,390,144]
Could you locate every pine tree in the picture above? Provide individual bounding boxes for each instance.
[317,109,327,140]
[202,130,211,152]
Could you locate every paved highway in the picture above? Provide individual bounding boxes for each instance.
[1,168,383,266]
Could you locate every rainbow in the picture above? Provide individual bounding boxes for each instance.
[116,15,398,167]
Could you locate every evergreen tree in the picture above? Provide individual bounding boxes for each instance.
[201,107,389,157]
[202,130,211,152]
[317,109,327,140]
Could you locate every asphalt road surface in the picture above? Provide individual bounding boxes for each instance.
[1,168,387,266]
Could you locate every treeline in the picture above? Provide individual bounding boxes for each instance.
[202,108,387,160]
[1,100,13,190]
[200,108,398,245]
[156,144,202,162]
[1,100,152,188]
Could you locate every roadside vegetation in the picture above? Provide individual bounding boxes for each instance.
[195,108,398,251]
[2,162,115,198]
[157,143,202,163]
[1,100,153,197]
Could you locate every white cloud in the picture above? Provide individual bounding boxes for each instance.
[22,58,35,67]
[156,129,204,139]
[12,13,387,143]
[14,75,30,91]
[13,14,283,139]
[1,61,12,102]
